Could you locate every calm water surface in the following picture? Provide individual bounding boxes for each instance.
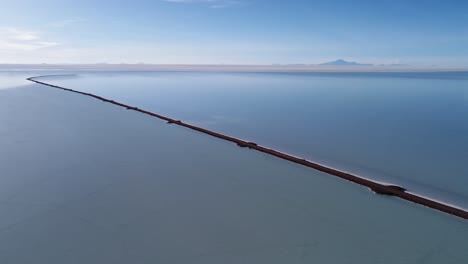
[1,82,467,263]
[38,72,468,208]
[0,70,75,90]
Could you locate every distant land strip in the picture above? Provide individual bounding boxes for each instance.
[27,75,468,220]
[3,63,468,72]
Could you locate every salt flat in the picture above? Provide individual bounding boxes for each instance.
[0,83,467,263]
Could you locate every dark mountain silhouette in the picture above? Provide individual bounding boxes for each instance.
[319,59,373,66]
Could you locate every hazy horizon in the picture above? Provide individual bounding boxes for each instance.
[1,1,468,66]
[3,63,468,73]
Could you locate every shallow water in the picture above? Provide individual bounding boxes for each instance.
[1,83,467,263]
[0,71,72,90]
[39,71,468,208]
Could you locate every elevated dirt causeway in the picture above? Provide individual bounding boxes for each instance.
[27,76,468,220]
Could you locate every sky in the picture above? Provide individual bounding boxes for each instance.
[0,0,467,66]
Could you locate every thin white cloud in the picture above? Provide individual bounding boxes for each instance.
[163,0,242,8]
[47,18,87,28]
[2,28,38,41]
[0,27,60,51]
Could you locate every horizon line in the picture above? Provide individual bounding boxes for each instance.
[2,63,468,72]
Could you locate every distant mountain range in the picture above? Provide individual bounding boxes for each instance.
[319,59,373,66]
[318,59,409,67]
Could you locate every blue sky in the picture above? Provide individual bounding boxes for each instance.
[1,0,467,65]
